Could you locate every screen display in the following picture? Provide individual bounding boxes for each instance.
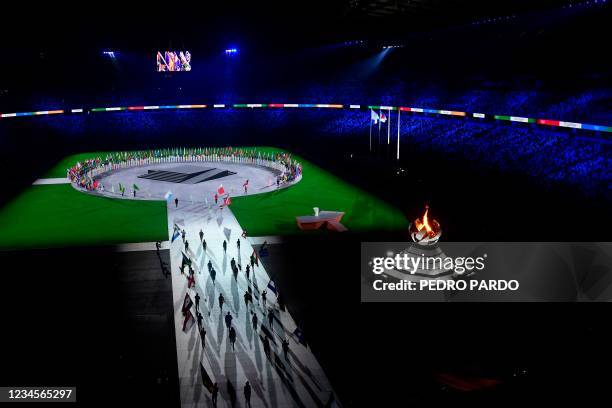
[157,51,191,72]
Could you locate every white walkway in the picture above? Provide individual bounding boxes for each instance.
[32,177,70,185]
[168,201,339,408]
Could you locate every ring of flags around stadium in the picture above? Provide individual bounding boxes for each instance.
[67,147,303,196]
[1,103,610,133]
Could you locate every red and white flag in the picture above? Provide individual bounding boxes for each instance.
[182,293,193,315]
[224,196,232,206]
[183,310,196,332]
[217,185,225,195]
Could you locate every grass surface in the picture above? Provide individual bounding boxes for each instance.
[230,147,409,235]
[0,147,407,249]
[0,184,168,249]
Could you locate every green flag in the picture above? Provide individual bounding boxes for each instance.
[133,184,140,191]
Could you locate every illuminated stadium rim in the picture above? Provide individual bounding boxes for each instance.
[0,104,610,133]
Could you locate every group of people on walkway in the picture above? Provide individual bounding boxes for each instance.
[176,217,299,407]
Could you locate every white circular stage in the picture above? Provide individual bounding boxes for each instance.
[85,161,294,202]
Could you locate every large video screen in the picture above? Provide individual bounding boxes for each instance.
[157,51,191,72]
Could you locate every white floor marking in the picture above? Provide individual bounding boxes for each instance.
[32,177,70,185]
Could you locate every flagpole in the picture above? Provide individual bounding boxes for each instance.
[378,108,382,155]
[387,108,391,160]
[369,114,372,153]
[387,108,391,145]
[397,109,401,160]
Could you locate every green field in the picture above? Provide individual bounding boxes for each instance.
[0,184,168,249]
[230,147,408,235]
[0,148,407,249]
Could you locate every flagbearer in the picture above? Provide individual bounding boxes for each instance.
[200,326,206,349]
[268,308,274,328]
[218,293,224,310]
[229,327,237,350]
[211,383,218,406]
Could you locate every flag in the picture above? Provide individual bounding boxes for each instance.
[370,109,380,124]
[243,179,249,187]
[172,224,181,243]
[293,326,307,345]
[217,185,225,195]
[259,246,269,258]
[182,252,193,267]
[164,191,173,201]
[183,310,196,332]
[252,249,260,266]
[118,183,125,192]
[133,183,140,191]
[200,363,214,393]
[223,196,232,206]
[380,112,387,123]
[182,293,193,315]
[267,280,278,296]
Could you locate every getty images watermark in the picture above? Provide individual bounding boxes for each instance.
[362,239,612,302]
[361,207,520,301]
[369,251,520,292]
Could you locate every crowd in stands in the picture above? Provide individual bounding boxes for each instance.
[18,78,605,201]
[306,107,609,199]
[57,106,608,199]
[392,116,610,199]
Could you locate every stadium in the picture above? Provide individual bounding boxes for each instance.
[0,1,611,407]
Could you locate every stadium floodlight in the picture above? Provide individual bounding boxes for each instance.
[102,51,116,58]
[224,48,238,55]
